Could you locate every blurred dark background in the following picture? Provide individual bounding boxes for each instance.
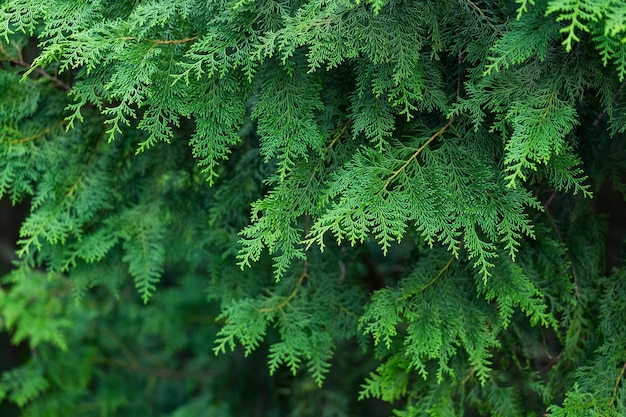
[0,196,28,417]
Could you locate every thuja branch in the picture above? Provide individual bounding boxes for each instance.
[382,119,452,191]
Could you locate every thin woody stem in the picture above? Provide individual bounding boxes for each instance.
[65,132,105,198]
[544,199,581,299]
[119,36,198,45]
[592,79,626,128]
[462,366,476,385]
[382,120,452,191]
[305,119,351,194]
[421,254,455,292]
[0,49,72,91]
[258,260,308,313]
[609,360,626,409]
[3,120,65,145]
[326,120,351,154]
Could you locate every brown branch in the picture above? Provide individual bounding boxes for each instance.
[94,357,216,380]
[461,366,476,385]
[65,132,105,198]
[466,0,487,19]
[119,36,198,45]
[32,66,72,91]
[609,360,626,409]
[456,52,464,102]
[258,260,308,313]
[544,199,581,298]
[421,254,455,292]
[1,51,72,92]
[2,120,66,145]
[326,119,351,155]
[592,79,626,129]
[382,120,452,191]
[543,188,558,211]
[305,119,351,194]
[539,352,562,375]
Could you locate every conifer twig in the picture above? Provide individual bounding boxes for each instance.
[306,119,350,193]
[65,131,105,198]
[327,120,351,153]
[0,43,72,91]
[338,304,354,317]
[119,36,198,45]
[609,360,626,409]
[4,120,66,144]
[461,366,476,384]
[543,194,581,298]
[258,260,308,313]
[382,120,452,191]
[456,53,463,101]
[538,352,561,375]
[592,79,626,129]
[465,0,487,19]
[96,357,216,380]
[544,188,558,211]
[101,327,142,370]
[420,254,455,292]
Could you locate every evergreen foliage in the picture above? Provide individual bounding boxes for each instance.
[0,0,625,415]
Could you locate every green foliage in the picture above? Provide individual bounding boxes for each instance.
[0,0,625,416]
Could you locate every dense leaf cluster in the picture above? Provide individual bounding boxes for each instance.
[0,0,625,416]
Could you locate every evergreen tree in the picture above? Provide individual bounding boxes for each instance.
[0,0,625,415]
